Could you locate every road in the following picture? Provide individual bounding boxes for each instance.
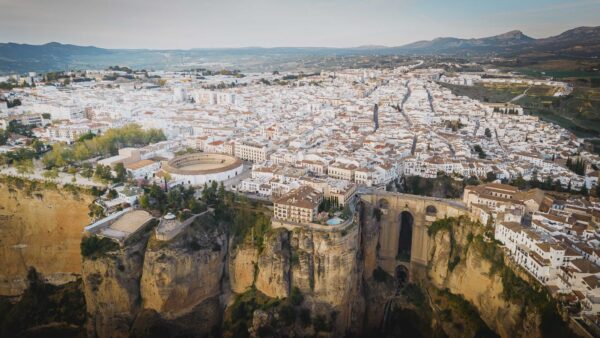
[395,81,418,155]
[510,86,532,103]
[398,81,413,128]
[494,129,503,150]
[426,87,436,112]
[222,163,252,190]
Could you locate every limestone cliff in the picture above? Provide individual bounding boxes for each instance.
[228,243,258,294]
[82,213,229,338]
[254,228,291,299]
[140,214,227,334]
[82,229,150,338]
[426,216,555,338]
[8,184,575,338]
[0,178,92,296]
[226,221,366,337]
[289,224,365,334]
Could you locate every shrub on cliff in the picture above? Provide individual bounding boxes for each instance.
[290,287,304,306]
[0,268,86,337]
[501,267,575,337]
[373,266,391,283]
[299,308,311,326]
[80,235,119,259]
[437,288,498,338]
[428,217,455,237]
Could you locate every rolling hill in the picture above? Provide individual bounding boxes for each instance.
[0,26,599,74]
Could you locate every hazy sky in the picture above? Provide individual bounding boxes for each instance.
[1,0,600,49]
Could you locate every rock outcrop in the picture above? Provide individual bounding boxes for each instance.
[82,213,228,338]
[140,216,227,329]
[0,179,92,296]
[427,216,544,338]
[10,184,570,338]
[254,228,291,299]
[228,243,258,293]
[289,225,365,334]
[82,230,150,338]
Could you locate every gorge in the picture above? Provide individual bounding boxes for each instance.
[0,180,576,338]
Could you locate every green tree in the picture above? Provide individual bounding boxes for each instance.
[43,124,166,167]
[107,189,118,199]
[88,203,105,219]
[42,168,59,179]
[167,189,181,209]
[114,163,127,183]
[139,194,150,209]
[94,164,113,182]
[218,182,226,201]
[512,175,527,190]
[0,128,7,146]
[484,128,492,138]
[542,176,553,190]
[473,145,486,159]
[290,287,304,306]
[163,172,172,191]
[15,159,34,175]
[30,140,45,154]
[530,170,541,188]
[80,163,94,178]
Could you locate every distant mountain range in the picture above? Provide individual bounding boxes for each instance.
[392,26,600,56]
[1,26,599,74]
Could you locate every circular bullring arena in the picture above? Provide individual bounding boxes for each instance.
[162,153,243,186]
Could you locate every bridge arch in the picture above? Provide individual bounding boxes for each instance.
[362,192,469,276]
[397,211,413,262]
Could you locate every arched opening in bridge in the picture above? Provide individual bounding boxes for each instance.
[397,211,413,262]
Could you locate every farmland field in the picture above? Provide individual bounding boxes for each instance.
[440,82,600,139]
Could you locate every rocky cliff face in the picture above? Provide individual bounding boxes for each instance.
[82,234,148,338]
[0,179,92,296]
[140,217,227,330]
[228,243,258,294]
[427,216,543,338]
[254,228,291,299]
[289,225,365,334]
[82,214,228,338]
[20,189,567,338]
[226,222,366,337]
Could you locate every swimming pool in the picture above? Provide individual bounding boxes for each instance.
[326,217,344,225]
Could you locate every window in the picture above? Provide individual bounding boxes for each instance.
[378,199,390,209]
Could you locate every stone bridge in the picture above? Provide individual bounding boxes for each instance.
[361,191,469,275]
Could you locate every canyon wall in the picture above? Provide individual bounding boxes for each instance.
[427,216,550,338]
[228,221,366,336]
[0,179,92,296]
[82,214,228,338]
[1,183,566,338]
[82,231,148,338]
